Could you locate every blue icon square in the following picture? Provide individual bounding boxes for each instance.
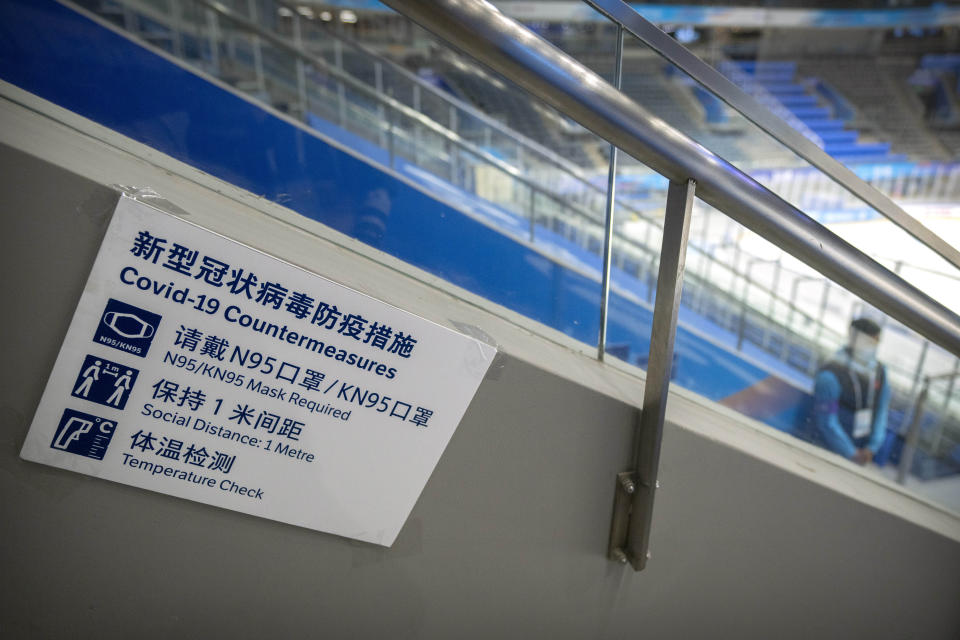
[93,298,161,358]
[50,408,118,460]
[71,355,139,410]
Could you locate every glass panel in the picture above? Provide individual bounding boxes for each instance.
[898,368,960,513]
[673,208,960,513]
[48,0,960,512]
[604,198,664,364]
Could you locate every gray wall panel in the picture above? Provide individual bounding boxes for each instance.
[2,144,959,639]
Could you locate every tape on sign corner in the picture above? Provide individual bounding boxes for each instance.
[112,185,192,220]
[450,321,506,381]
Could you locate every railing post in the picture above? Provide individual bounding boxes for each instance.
[122,4,134,32]
[700,207,712,289]
[374,62,389,147]
[769,258,782,317]
[373,60,392,147]
[293,14,308,119]
[931,360,960,452]
[169,0,184,58]
[528,188,536,243]
[911,340,930,397]
[224,10,237,63]
[645,256,657,303]
[609,178,695,571]
[597,23,624,361]
[933,164,945,200]
[743,257,756,300]
[814,281,830,342]
[946,165,960,198]
[898,378,930,485]
[738,257,764,348]
[247,0,266,95]
[944,359,959,408]
[412,84,421,165]
[333,39,346,126]
[387,89,396,169]
[205,8,221,75]
[449,106,458,184]
[737,297,748,351]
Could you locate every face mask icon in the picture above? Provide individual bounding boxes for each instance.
[103,311,155,340]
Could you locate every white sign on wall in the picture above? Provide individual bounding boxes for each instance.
[20,194,496,546]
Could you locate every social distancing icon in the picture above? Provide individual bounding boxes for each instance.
[71,354,139,410]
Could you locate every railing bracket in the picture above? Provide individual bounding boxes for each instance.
[608,471,637,566]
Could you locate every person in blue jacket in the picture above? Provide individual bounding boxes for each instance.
[812,317,890,465]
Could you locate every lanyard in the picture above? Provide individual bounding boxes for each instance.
[846,364,876,411]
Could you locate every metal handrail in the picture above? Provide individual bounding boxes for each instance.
[372,0,960,571]
[85,0,960,567]
[583,0,960,274]
[379,0,960,361]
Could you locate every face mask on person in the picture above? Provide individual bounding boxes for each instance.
[850,331,878,364]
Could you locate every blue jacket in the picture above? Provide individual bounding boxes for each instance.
[812,358,890,460]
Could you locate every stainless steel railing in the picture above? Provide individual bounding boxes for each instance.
[77,0,960,563]
[377,0,960,570]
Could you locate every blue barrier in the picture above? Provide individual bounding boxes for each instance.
[776,94,818,108]
[735,60,798,75]
[786,105,831,120]
[825,142,892,156]
[760,83,810,97]
[726,60,901,163]
[817,130,858,144]
[804,119,848,131]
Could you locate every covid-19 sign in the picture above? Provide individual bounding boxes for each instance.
[20,194,496,546]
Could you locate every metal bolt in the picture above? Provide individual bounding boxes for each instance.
[612,549,628,564]
[655,480,660,489]
[620,476,636,494]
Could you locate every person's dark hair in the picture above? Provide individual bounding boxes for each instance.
[850,317,881,338]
